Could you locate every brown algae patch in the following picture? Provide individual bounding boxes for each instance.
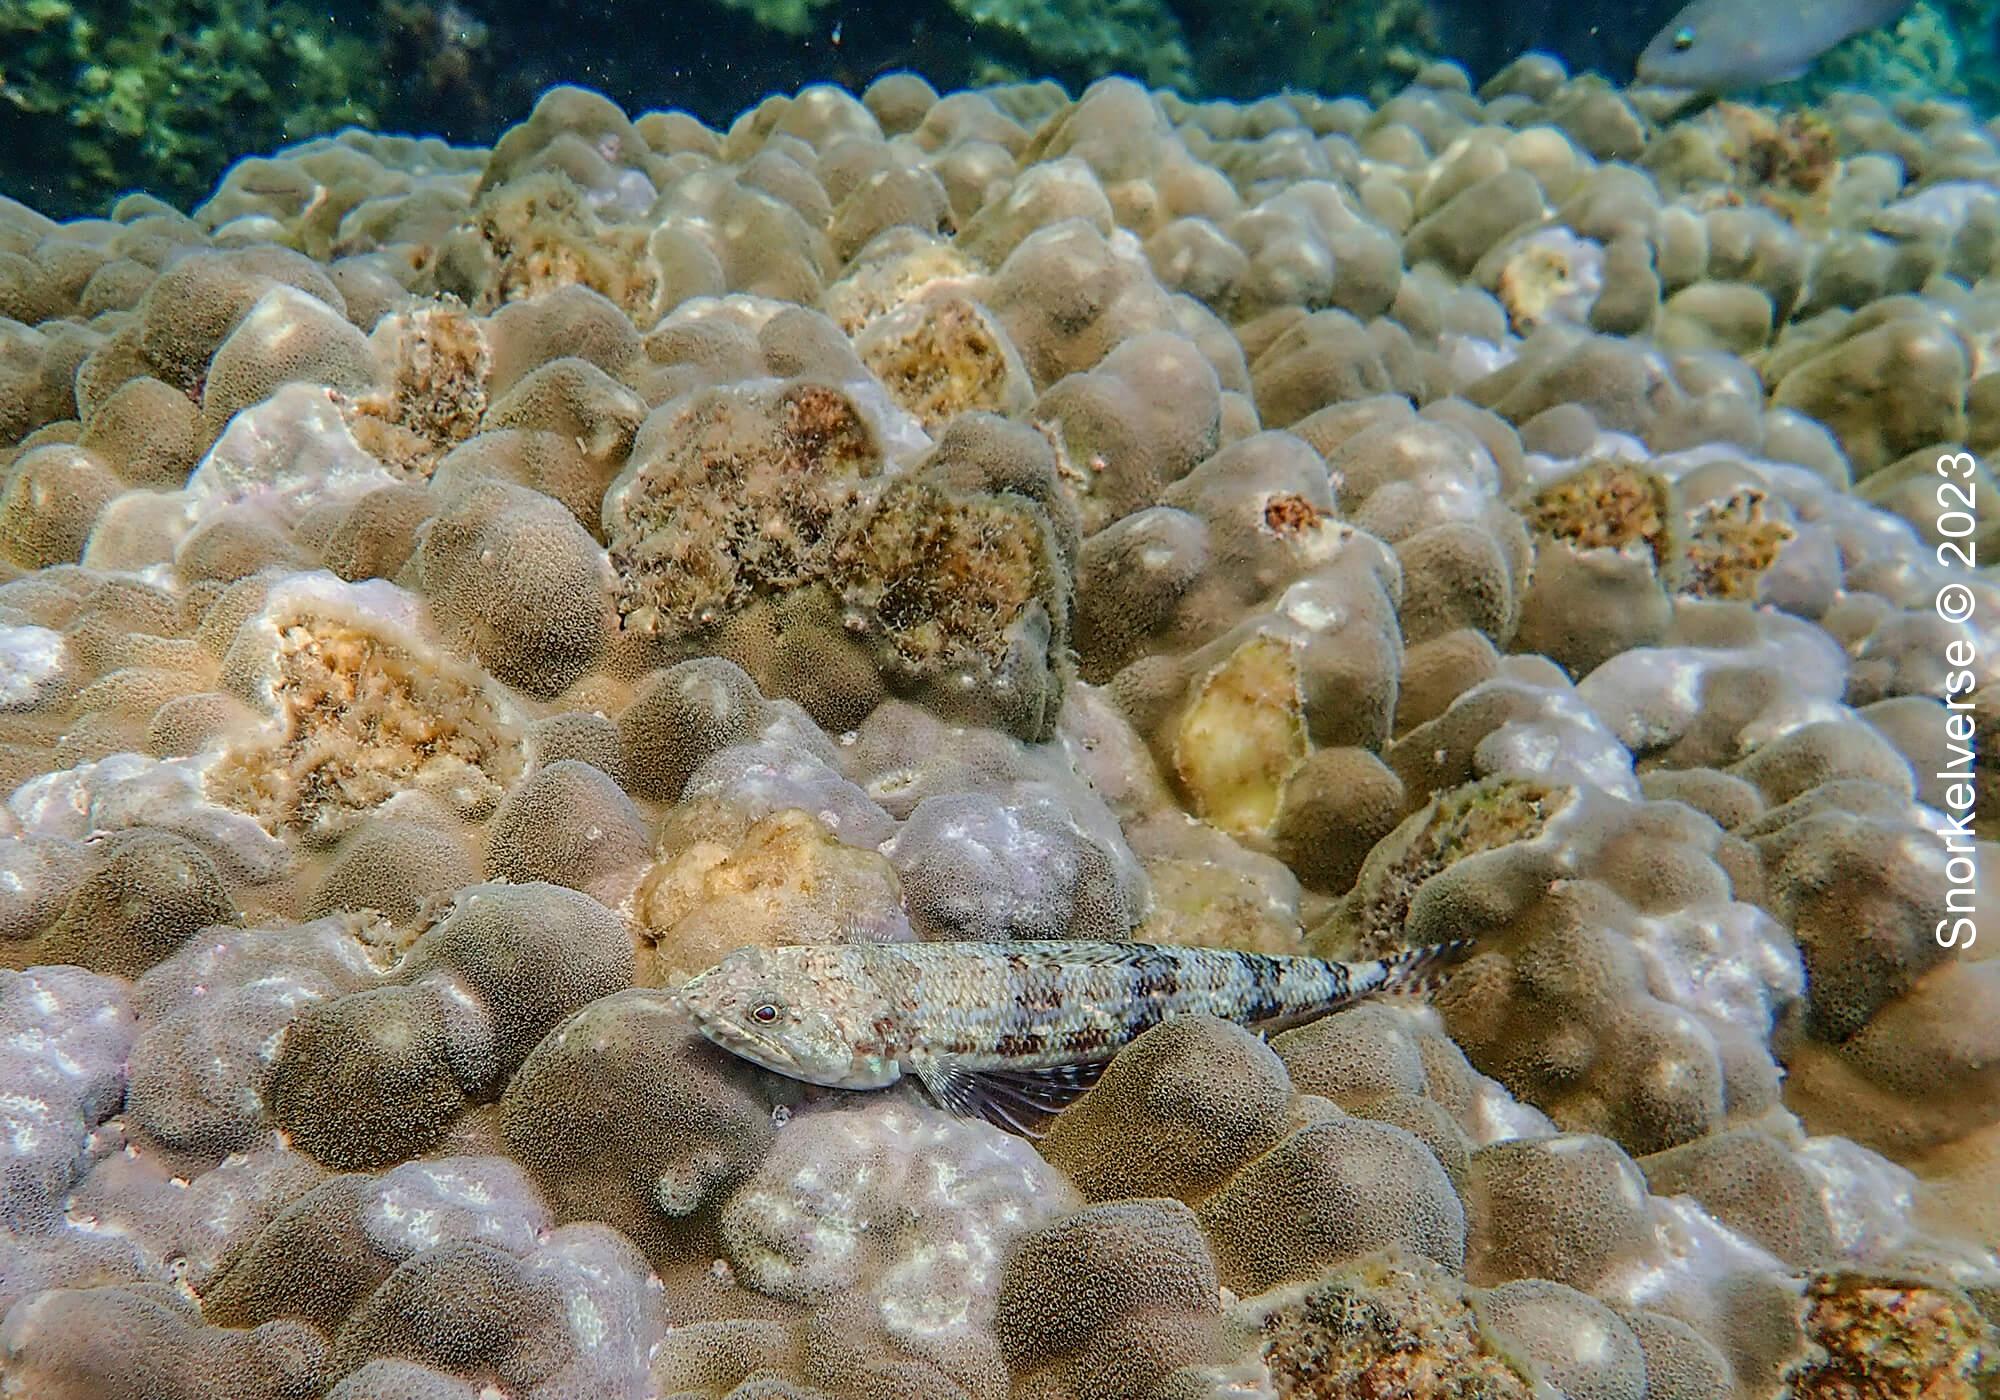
[1676,489,1795,600]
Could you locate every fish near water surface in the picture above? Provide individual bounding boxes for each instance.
[1636,0,1920,92]
[678,939,1468,1136]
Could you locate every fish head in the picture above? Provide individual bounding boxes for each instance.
[1636,11,1731,88]
[679,944,900,1090]
[1636,1,1816,92]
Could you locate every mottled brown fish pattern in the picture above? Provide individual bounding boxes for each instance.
[679,939,1468,1135]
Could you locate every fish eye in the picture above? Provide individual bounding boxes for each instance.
[749,1002,780,1025]
[1672,26,1695,51]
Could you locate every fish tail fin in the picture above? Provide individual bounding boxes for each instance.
[1366,938,1475,1000]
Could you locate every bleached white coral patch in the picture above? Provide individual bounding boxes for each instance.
[6,753,290,884]
[0,966,135,1231]
[360,1156,551,1258]
[0,625,66,711]
[1577,615,1849,757]
[683,741,897,849]
[1599,1192,1789,1321]
[515,1223,669,1399]
[1462,671,1640,800]
[1873,180,2000,240]
[719,1098,1077,1336]
[1626,900,1805,1042]
[81,381,399,572]
[191,381,397,520]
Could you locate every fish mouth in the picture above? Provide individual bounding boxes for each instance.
[685,1004,797,1074]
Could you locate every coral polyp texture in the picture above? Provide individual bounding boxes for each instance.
[2,59,1999,1400]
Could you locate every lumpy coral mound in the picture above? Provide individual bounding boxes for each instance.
[3,53,2000,1400]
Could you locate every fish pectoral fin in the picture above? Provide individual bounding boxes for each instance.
[914,1058,984,1120]
[913,1059,1106,1139]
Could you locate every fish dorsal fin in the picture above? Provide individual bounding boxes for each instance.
[914,1059,1106,1139]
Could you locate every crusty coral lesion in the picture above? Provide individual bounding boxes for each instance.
[345,296,493,476]
[207,611,523,842]
[1260,492,1326,540]
[1673,488,1796,600]
[1788,1272,1997,1400]
[1717,102,1839,198]
[1521,462,1674,566]
[607,381,881,635]
[1497,238,1590,334]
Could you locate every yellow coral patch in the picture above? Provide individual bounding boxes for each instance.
[633,808,904,985]
[1174,632,1309,839]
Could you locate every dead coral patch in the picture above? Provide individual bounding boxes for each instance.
[1252,1260,1536,1400]
[209,610,522,843]
[606,380,882,636]
[450,171,658,314]
[632,808,907,985]
[1675,488,1795,600]
[1789,1272,1996,1400]
[1717,103,1839,199]
[854,290,1029,430]
[1172,632,1309,839]
[346,297,493,475]
[831,474,1062,678]
[1522,461,1673,566]
[1332,776,1569,958]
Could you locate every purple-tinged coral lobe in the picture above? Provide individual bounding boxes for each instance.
[0,967,134,1234]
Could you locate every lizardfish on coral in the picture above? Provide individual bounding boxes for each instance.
[1637,0,1919,93]
[679,939,1467,1136]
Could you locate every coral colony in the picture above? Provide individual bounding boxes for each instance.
[1,54,1998,1400]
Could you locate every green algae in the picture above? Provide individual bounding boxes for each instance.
[0,0,379,213]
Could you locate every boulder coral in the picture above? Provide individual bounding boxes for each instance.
[2,60,1998,1400]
